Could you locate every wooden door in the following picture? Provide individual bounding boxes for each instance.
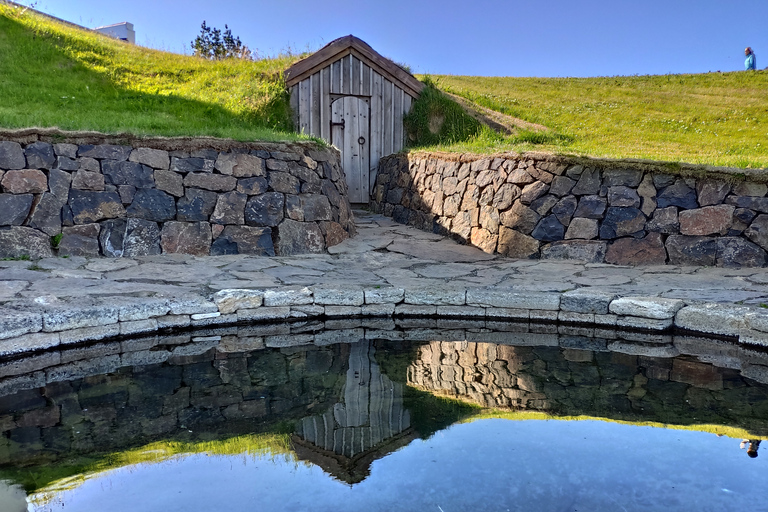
[331,96,370,203]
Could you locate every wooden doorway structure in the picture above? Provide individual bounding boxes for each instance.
[286,35,424,204]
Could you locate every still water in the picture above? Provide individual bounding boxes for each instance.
[0,321,766,511]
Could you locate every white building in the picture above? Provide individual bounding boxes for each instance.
[94,22,135,43]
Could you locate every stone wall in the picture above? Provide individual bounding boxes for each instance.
[371,152,768,267]
[0,134,355,258]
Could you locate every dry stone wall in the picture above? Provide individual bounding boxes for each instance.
[0,136,355,259]
[372,152,768,267]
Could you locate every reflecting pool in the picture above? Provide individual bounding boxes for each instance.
[0,320,767,511]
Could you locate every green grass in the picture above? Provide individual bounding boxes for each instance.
[416,73,768,169]
[0,4,304,141]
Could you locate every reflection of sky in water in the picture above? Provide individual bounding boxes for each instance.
[30,419,768,512]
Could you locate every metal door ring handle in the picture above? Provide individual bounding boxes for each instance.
[358,136,366,145]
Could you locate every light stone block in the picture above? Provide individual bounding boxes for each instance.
[558,325,594,337]
[213,289,264,314]
[364,287,405,304]
[618,331,673,345]
[265,334,314,347]
[121,336,162,353]
[362,304,396,316]
[156,315,191,330]
[191,313,236,327]
[745,310,768,333]
[217,336,265,353]
[560,289,616,314]
[191,312,221,321]
[530,310,558,321]
[616,316,673,331]
[675,304,751,336]
[436,306,486,317]
[119,319,158,336]
[560,336,608,352]
[0,372,45,396]
[315,328,365,346]
[739,329,768,347]
[607,341,680,358]
[313,287,364,306]
[558,311,595,324]
[741,364,768,384]
[43,305,120,332]
[263,287,313,306]
[466,289,560,310]
[121,350,170,367]
[118,300,170,321]
[168,297,218,315]
[46,355,121,383]
[404,288,466,306]
[238,307,291,321]
[609,297,685,319]
[485,308,530,320]
[324,306,362,317]
[59,324,120,344]
[594,314,618,326]
[0,332,60,356]
[0,352,60,378]
[395,305,437,316]
[0,310,43,339]
[289,305,325,318]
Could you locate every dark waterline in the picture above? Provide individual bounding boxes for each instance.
[0,324,767,511]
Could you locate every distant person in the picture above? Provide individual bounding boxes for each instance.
[745,47,756,70]
[740,439,760,458]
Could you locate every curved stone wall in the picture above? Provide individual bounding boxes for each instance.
[371,152,768,267]
[0,133,355,258]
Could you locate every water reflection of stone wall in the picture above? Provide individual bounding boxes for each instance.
[408,341,768,434]
[0,341,351,467]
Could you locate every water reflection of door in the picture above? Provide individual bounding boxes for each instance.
[294,341,412,481]
[331,96,370,204]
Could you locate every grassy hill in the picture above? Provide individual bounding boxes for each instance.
[3,3,768,169]
[0,3,303,141]
[415,73,768,169]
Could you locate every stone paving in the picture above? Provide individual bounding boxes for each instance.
[3,210,768,350]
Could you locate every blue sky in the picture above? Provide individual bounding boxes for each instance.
[19,0,768,77]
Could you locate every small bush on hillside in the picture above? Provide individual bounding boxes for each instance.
[403,77,482,147]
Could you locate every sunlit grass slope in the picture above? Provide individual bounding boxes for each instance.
[420,73,768,169]
[0,4,303,141]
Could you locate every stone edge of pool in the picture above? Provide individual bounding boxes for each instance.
[1,286,767,356]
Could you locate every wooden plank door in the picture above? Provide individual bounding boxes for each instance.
[331,96,370,203]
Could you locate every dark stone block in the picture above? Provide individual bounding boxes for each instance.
[245,192,284,227]
[551,195,577,225]
[0,194,33,225]
[549,175,576,197]
[607,186,641,207]
[652,174,676,188]
[102,160,155,188]
[599,207,646,239]
[59,224,101,257]
[54,156,79,171]
[745,214,768,251]
[285,194,303,221]
[571,168,601,195]
[0,389,46,415]
[392,205,411,225]
[78,144,131,161]
[647,206,679,234]
[27,193,64,236]
[540,240,607,263]
[69,190,125,224]
[386,187,405,204]
[99,218,127,257]
[49,169,72,202]
[268,172,301,194]
[665,235,717,266]
[725,195,768,213]
[123,218,161,257]
[177,188,218,221]
[602,168,643,188]
[170,157,207,173]
[237,177,268,196]
[735,208,757,225]
[0,141,25,170]
[24,142,55,169]
[161,221,212,256]
[211,191,247,225]
[605,233,667,265]
[214,226,274,256]
[126,189,176,222]
[531,215,566,241]
[716,237,767,267]
[274,219,325,255]
[573,195,606,219]
[301,194,333,222]
[529,194,558,216]
[183,173,236,192]
[657,180,697,209]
